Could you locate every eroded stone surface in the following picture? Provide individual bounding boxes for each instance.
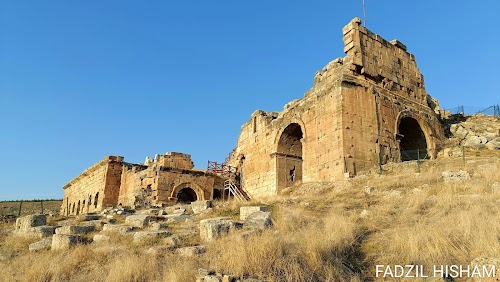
[15,214,46,231]
[55,225,95,235]
[199,218,242,242]
[51,234,86,251]
[243,211,272,230]
[125,215,150,228]
[102,224,134,234]
[29,238,52,252]
[240,206,269,221]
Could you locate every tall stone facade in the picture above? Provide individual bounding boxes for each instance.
[228,18,445,198]
[61,153,222,215]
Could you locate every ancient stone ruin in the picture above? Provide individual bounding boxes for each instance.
[61,18,445,211]
[226,17,445,197]
[61,153,225,215]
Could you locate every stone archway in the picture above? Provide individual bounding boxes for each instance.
[397,117,429,161]
[276,123,303,191]
[170,182,203,203]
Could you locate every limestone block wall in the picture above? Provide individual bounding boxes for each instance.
[230,17,445,198]
[62,152,216,213]
[156,169,216,202]
[229,71,346,197]
[117,164,156,207]
[158,152,194,170]
[61,156,123,215]
[340,18,444,173]
[117,161,219,208]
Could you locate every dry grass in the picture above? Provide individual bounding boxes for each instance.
[206,212,364,281]
[0,156,498,281]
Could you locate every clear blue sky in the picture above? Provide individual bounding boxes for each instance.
[1,1,499,200]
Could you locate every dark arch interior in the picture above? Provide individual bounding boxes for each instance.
[277,123,303,190]
[398,117,428,161]
[177,187,197,203]
[277,123,303,156]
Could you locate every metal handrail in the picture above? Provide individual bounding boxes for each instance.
[224,179,246,202]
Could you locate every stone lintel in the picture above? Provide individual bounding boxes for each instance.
[270,152,303,160]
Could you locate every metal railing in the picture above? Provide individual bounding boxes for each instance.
[223,179,247,202]
[207,161,238,178]
[443,104,500,117]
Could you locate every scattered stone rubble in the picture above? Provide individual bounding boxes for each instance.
[449,114,500,150]
[10,201,275,280]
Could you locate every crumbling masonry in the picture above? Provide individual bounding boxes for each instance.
[61,153,224,216]
[227,18,445,197]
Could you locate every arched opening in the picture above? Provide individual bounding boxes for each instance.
[176,187,197,204]
[397,117,428,161]
[76,201,81,215]
[94,193,99,209]
[72,203,75,215]
[276,123,303,191]
[88,195,92,208]
[82,200,86,213]
[213,189,222,200]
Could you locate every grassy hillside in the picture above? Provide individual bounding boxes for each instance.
[0,155,498,281]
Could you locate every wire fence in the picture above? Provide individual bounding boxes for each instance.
[0,200,47,221]
[374,144,500,176]
[443,104,500,117]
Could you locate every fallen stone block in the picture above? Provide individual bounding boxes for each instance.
[55,225,95,235]
[125,215,150,228]
[163,235,180,247]
[137,209,160,215]
[15,225,57,238]
[149,222,168,230]
[176,245,206,257]
[243,211,273,230]
[240,206,269,221]
[15,214,46,231]
[191,200,212,214]
[133,230,172,244]
[102,224,134,234]
[29,237,52,252]
[79,220,105,230]
[442,170,471,182]
[51,234,86,251]
[199,218,242,242]
[93,234,111,243]
[162,214,193,222]
[82,214,101,221]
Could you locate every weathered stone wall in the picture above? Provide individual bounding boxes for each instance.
[229,18,445,198]
[62,153,221,213]
[61,156,123,215]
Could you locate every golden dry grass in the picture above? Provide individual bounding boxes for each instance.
[0,156,498,281]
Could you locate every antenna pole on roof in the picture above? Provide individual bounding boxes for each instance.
[362,0,366,27]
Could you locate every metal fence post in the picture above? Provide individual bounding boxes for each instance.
[17,200,23,217]
[417,149,420,173]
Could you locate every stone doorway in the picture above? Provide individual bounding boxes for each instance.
[398,117,428,161]
[276,123,303,191]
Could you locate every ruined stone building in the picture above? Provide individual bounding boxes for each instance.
[61,153,224,215]
[227,18,445,197]
[61,18,446,211]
